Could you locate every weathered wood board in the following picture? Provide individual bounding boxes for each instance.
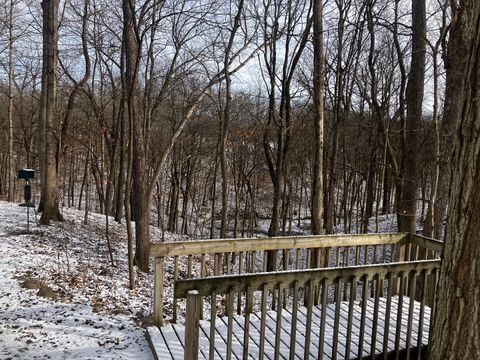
[147,296,430,360]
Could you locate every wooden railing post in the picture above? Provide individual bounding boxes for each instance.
[154,256,164,326]
[185,290,200,360]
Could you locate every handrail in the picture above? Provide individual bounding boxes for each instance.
[180,258,441,359]
[150,232,407,257]
[151,232,443,326]
[407,233,444,253]
[175,259,441,298]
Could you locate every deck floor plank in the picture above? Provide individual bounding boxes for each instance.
[264,307,304,360]
[153,296,431,360]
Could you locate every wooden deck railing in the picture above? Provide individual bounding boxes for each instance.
[151,233,442,326]
[176,259,441,360]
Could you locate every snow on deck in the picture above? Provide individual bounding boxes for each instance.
[148,296,430,360]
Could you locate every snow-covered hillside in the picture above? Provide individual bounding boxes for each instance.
[0,196,432,359]
[0,201,168,359]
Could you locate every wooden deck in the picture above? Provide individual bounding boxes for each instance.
[147,296,430,360]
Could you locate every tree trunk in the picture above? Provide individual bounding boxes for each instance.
[433,2,469,239]
[123,0,150,272]
[311,0,325,235]
[220,0,244,239]
[430,4,480,357]
[397,0,426,233]
[7,0,15,202]
[38,0,63,224]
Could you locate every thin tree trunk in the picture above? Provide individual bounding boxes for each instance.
[7,0,15,202]
[123,0,150,272]
[311,0,325,235]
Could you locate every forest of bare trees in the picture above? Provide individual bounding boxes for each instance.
[0,0,453,273]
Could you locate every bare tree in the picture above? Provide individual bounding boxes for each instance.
[220,0,245,239]
[38,0,63,224]
[397,0,426,233]
[311,0,324,235]
[6,0,17,202]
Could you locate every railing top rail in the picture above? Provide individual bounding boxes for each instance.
[174,259,441,298]
[407,233,444,252]
[151,232,408,258]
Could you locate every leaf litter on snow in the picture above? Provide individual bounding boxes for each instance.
[0,200,188,359]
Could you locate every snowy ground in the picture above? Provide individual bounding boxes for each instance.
[0,201,162,360]
[0,196,431,359]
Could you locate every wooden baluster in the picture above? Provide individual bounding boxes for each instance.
[406,243,412,262]
[304,279,314,360]
[344,246,350,266]
[259,284,267,360]
[383,273,394,359]
[225,254,232,316]
[283,250,289,307]
[355,246,360,265]
[325,247,331,268]
[370,265,376,298]
[154,256,165,326]
[370,275,381,360]
[274,283,283,360]
[417,270,428,360]
[247,252,254,310]
[226,252,232,275]
[200,254,205,320]
[173,256,178,323]
[185,290,200,360]
[238,252,244,315]
[394,272,405,359]
[317,278,328,360]
[413,245,419,261]
[226,289,234,360]
[358,275,368,360]
[239,251,244,275]
[295,248,301,270]
[345,276,356,360]
[200,254,206,277]
[188,254,193,278]
[243,286,252,360]
[332,278,342,360]
[214,253,221,276]
[290,281,299,360]
[406,271,416,359]
[271,250,277,309]
[209,292,216,360]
